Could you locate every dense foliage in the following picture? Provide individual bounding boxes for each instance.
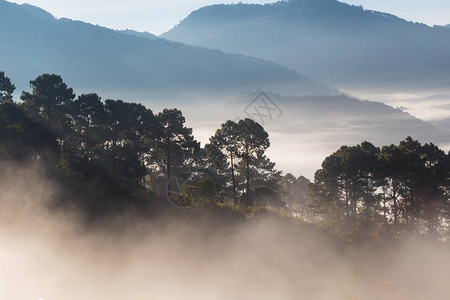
[1,71,449,240]
[0,72,285,213]
[311,140,450,240]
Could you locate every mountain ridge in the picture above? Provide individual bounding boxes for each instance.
[162,0,450,89]
[0,0,332,98]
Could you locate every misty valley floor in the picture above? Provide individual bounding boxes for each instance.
[1,164,449,300]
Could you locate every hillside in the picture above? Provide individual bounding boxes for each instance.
[162,0,450,88]
[178,92,450,177]
[117,29,158,40]
[0,0,331,97]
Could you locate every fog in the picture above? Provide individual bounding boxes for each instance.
[343,87,450,132]
[1,161,449,300]
[2,0,450,298]
[138,91,450,179]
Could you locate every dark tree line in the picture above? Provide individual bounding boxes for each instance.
[0,72,284,213]
[311,139,450,240]
[3,71,449,240]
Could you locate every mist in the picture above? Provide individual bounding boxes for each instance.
[1,161,449,300]
[2,0,450,298]
[342,86,450,132]
[153,91,449,179]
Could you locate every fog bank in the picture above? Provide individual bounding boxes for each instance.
[1,162,449,300]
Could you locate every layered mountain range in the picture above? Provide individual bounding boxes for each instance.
[0,0,330,97]
[163,0,450,88]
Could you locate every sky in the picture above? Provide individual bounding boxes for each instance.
[8,0,450,35]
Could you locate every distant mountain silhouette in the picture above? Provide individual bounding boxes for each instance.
[117,29,158,40]
[162,0,450,88]
[0,0,331,97]
[223,92,448,144]
[186,91,450,177]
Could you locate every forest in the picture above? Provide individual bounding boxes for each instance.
[1,71,450,241]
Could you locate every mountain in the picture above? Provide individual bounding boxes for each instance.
[179,91,450,177]
[1,0,448,179]
[434,24,450,30]
[0,0,331,98]
[162,0,450,89]
[117,29,158,40]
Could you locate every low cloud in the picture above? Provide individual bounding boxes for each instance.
[1,161,449,300]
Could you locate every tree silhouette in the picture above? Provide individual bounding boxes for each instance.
[312,138,450,239]
[21,74,75,133]
[2,71,450,235]
[0,72,15,103]
[153,109,200,190]
[207,120,240,203]
[236,118,270,206]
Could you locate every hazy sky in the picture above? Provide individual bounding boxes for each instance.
[9,0,450,35]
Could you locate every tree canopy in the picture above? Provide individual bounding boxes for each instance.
[1,71,450,240]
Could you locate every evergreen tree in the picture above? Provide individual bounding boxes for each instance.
[20,74,75,134]
[207,120,240,203]
[236,118,270,206]
[0,72,15,103]
[153,109,200,191]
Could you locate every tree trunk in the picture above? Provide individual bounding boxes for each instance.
[393,179,398,232]
[166,138,171,191]
[345,186,350,228]
[365,180,370,226]
[405,191,410,228]
[230,153,237,204]
[366,199,370,225]
[352,183,357,228]
[246,158,250,207]
[410,191,415,233]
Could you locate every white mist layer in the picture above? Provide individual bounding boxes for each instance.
[1,162,449,300]
[342,87,450,123]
